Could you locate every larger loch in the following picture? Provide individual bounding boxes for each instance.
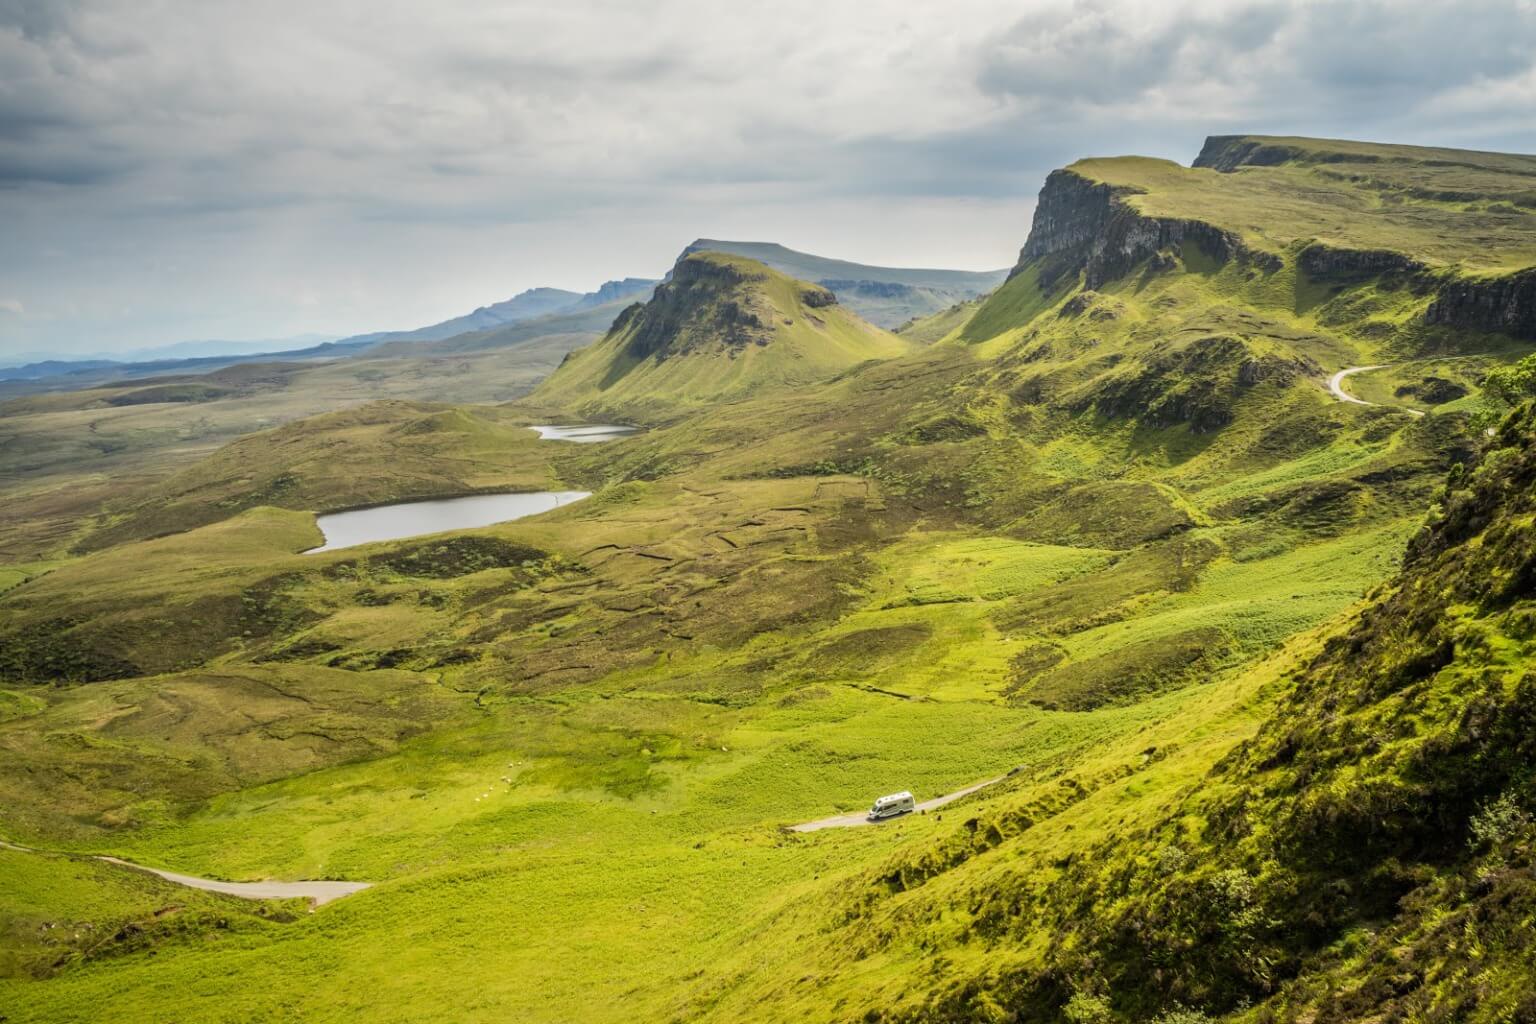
[530,423,635,442]
[307,491,591,553]
[304,423,634,552]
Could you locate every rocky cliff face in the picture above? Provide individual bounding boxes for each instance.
[1425,267,1536,340]
[1295,243,1427,279]
[624,256,768,359]
[1013,168,1278,291]
[1017,169,1121,267]
[1017,152,1536,343]
[616,253,839,360]
[1192,135,1319,172]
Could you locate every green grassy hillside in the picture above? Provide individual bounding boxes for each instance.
[1085,136,1536,271]
[683,239,1008,327]
[530,251,913,418]
[2,135,1535,1024]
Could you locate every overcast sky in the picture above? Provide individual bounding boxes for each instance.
[3,0,1535,357]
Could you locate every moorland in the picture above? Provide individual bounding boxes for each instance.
[3,135,1536,1024]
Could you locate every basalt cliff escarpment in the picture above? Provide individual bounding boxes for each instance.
[1012,136,1536,342]
[1424,267,1536,339]
[618,254,797,359]
[1012,167,1278,291]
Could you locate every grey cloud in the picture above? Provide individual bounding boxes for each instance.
[3,0,1536,356]
[0,0,79,39]
[1280,0,1535,114]
[978,0,1536,120]
[0,148,123,185]
[978,2,1287,105]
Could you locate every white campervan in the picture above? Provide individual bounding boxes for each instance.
[868,790,916,821]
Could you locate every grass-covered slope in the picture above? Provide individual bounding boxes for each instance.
[1010,135,1536,356]
[2,135,1534,1024]
[769,401,1536,1024]
[683,239,1008,327]
[531,250,913,417]
[1091,135,1536,272]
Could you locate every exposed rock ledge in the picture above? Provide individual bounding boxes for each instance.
[1013,168,1280,291]
[1016,164,1536,341]
[1425,267,1536,340]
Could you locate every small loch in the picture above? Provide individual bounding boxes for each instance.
[307,491,590,554]
[530,424,636,443]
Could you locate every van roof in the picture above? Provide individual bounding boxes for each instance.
[877,791,913,802]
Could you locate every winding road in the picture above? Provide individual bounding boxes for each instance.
[1327,365,1425,417]
[1,840,370,907]
[790,775,1009,833]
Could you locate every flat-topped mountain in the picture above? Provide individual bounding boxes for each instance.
[682,239,1008,327]
[531,250,911,416]
[1011,135,1536,343]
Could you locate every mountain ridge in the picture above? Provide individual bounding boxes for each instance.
[682,238,1008,327]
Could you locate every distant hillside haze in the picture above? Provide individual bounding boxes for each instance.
[333,278,659,349]
[1,244,1006,390]
[682,239,1009,327]
[0,279,660,391]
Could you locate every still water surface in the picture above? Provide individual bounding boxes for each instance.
[307,490,590,553]
[530,424,636,442]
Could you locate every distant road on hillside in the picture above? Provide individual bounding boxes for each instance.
[790,774,1009,833]
[1,839,370,907]
[1328,365,1425,417]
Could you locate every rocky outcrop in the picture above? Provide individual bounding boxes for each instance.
[1396,377,1469,404]
[622,255,770,359]
[1013,169,1278,291]
[1018,169,1121,267]
[1193,135,1386,172]
[1194,136,1315,172]
[1296,243,1427,279]
[800,284,838,308]
[1424,268,1536,340]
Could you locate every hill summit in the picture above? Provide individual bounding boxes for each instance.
[680,239,1008,327]
[531,250,911,417]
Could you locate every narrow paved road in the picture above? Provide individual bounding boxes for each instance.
[790,775,1008,833]
[2,840,370,907]
[1327,365,1425,417]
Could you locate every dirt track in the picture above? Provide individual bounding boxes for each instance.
[1,839,370,907]
[1327,365,1425,417]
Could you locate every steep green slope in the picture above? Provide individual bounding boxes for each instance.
[1009,135,1536,357]
[683,239,1008,327]
[740,401,1536,1024]
[530,250,913,417]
